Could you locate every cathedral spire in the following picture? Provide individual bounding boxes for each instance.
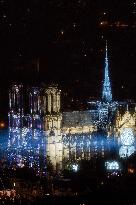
[102,41,112,103]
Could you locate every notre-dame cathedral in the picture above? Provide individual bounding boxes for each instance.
[8,44,136,170]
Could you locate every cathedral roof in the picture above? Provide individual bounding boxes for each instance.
[62,110,99,127]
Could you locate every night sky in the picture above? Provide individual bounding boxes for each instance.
[0,0,136,120]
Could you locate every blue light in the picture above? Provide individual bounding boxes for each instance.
[5,127,47,175]
[102,41,112,103]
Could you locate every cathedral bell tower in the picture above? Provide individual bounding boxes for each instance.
[43,85,62,170]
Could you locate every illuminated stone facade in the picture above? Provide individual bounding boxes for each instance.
[115,109,136,158]
[43,85,63,170]
[44,84,136,169]
[43,85,110,169]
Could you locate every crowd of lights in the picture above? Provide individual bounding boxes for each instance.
[102,42,112,103]
[5,127,47,174]
[62,133,119,161]
[105,161,120,171]
[0,126,135,173]
[119,128,136,158]
[120,128,135,146]
[119,145,135,158]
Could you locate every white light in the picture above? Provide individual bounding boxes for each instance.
[105,161,119,171]
[119,145,135,158]
[72,164,78,172]
[61,30,64,35]
[120,128,135,146]
[17,162,25,168]
[3,14,6,18]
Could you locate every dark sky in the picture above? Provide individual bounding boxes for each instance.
[0,0,136,120]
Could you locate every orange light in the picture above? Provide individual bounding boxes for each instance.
[128,168,134,174]
[99,21,108,26]
[0,122,5,128]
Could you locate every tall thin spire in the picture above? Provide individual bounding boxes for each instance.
[102,41,112,103]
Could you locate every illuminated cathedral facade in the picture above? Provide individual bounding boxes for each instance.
[8,44,136,170]
[43,44,136,169]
